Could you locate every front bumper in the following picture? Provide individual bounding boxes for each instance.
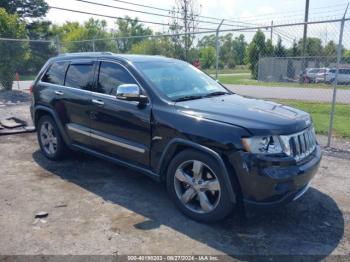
[229,145,322,208]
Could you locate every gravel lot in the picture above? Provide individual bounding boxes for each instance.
[0,90,349,258]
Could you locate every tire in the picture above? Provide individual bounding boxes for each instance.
[37,115,67,160]
[166,149,236,223]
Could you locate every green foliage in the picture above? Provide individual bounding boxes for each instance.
[0,0,48,19]
[232,34,247,65]
[131,37,173,57]
[297,37,323,56]
[246,30,267,79]
[0,8,29,90]
[54,19,117,53]
[324,40,337,56]
[274,37,286,57]
[18,21,57,76]
[114,16,152,53]
[199,46,216,69]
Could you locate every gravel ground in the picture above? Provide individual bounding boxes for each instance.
[0,90,349,258]
[0,133,349,258]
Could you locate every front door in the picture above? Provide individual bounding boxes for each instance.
[89,61,151,167]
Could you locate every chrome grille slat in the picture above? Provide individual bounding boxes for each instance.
[281,126,316,161]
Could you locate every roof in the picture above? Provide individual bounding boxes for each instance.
[55,52,177,63]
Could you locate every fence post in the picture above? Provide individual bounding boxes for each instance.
[92,39,95,52]
[327,5,349,147]
[215,19,224,80]
[55,35,61,54]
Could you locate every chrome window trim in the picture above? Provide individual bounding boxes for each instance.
[67,124,145,154]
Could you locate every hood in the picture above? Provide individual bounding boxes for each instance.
[174,94,311,135]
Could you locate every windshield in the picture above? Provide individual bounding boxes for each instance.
[134,61,229,101]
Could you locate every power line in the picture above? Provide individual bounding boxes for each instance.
[73,0,250,28]
[109,0,347,25]
[49,6,221,31]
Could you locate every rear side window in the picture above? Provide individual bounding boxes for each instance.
[41,61,69,85]
[96,62,136,95]
[65,63,94,90]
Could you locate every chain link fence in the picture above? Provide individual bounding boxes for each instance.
[1,16,349,147]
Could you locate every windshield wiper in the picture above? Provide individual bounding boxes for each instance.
[203,91,230,97]
[173,95,204,102]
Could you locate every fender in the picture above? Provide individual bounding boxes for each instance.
[158,138,236,203]
[33,105,71,146]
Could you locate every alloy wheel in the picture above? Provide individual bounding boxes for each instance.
[40,121,58,156]
[174,160,221,214]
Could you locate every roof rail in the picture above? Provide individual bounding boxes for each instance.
[58,52,114,56]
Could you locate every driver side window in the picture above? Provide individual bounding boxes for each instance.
[96,61,136,95]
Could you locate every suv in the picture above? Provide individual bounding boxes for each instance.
[316,68,350,84]
[30,53,322,222]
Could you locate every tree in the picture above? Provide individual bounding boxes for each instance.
[0,8,29,90]
[199,46,216,69]
[274,36,286,57]
[287,39,299,57]
[324,40,337,56]
[113,16,152,53]
[169,0,200,61]
[232,34,247,65]
[18,21,57,76]
[297,37,323,56]
[0,0,48,19]
[131,36,173,57]
[197,34,215,48]
[246,30,267,79]
[54,19,117,53]
[265,39,274,56]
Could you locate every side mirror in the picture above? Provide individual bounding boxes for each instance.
[116,84,148,104]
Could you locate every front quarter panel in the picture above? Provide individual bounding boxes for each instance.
[150,104,251,172]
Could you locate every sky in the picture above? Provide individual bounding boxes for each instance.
[45,0,350,46]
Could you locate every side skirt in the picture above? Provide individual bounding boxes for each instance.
[70,144,161,182]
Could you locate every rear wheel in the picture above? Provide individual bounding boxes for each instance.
[166,149,235,222]
[37,115,66,160]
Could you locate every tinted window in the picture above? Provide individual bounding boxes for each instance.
[42,61,68,85]
[96,62,136,95]
[65,63,94,90]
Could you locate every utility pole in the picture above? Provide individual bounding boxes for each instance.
[184,0,188,61]
[215,19,224,80]
[270,20,273,41]
[302,0,310,64]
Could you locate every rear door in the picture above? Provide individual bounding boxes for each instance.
[62,60,97,146]
[89,60,152,167]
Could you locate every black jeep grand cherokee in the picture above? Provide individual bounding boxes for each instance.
[30,52,321,222]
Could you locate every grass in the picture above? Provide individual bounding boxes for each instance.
[18,74,36,81]
[275,100,350,138]
[219,74,350,89]
[204,66,250,75]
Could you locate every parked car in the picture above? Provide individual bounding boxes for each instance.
[316,68,350,84]
[299,68,323,83]
[30,53,321,222]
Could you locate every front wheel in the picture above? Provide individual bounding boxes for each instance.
[166,150,236,223]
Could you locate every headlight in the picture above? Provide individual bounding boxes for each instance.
[242,136,284,154]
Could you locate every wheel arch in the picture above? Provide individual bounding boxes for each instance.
[158,138,237,203]
[34,105,70,145]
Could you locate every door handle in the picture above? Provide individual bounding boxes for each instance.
[54,90,64,95]
[92,99,104,106]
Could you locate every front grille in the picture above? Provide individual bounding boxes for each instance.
[282,127,317,161]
